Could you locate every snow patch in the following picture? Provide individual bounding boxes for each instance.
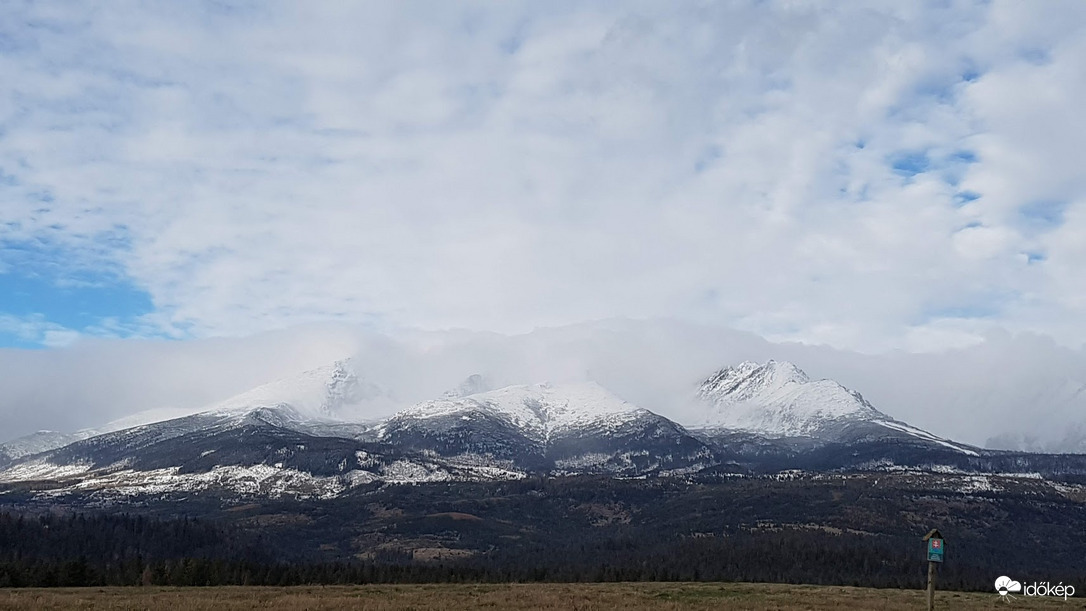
[876,421,980,456]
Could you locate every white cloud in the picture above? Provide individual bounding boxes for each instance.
[0,314,80,348]
[2,319,1085,453]
[0,1,1084,353]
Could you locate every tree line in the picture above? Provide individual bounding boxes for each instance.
[3,510,1082,591]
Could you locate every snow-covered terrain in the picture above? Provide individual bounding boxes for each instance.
[0,357,1044,501]
[388,382,653,442]
[197,358,385,418]
[696,360,885,436]
[4,455,525,500]
[875,420,980,456]
[0,406,200,460]
[377,381,715,475]
[0,359,391,460]
[693,360,981,456]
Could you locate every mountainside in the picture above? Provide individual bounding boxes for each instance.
[199,358,389,418]
[0,406,208,463]
[4,358,1086,503]
[380,382,713,475]
[0,402,528,499]
[0,378,714,497]
[695,360,886,436]
[0,359,391,463]
[693,360,980,457]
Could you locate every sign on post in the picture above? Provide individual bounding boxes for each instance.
[927,537,944,563]
[922,529,945,611]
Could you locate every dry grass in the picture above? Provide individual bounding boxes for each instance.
[0,582,1077,610]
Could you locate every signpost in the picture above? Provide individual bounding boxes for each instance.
[922,529,945,611]
[927,537,944,563]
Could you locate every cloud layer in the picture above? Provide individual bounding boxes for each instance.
[1,2,1085,351]
[2,320,1085,453]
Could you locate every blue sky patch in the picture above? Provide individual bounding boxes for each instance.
[1019,200,1068,230]
[937,150,978,187]
[954,191,981,206]
[950,150,978,163]
[0,272,154,348]
[0,238,155,348]
[889,151,930,177]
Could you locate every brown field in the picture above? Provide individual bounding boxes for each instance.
[0,583,1078,610]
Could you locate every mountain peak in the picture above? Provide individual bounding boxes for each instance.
[393,381,643,441]
[320,359,362,416]
[441,374,493,399]
[699,360,810,403]
[203,357,384,419]
[696,360,883,437]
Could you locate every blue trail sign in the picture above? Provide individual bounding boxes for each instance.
[927,537,944,563]
[922,529,945,611]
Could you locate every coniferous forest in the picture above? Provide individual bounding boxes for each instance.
[2,473,1085,591]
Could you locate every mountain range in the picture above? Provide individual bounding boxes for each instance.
[1,358,1082,501]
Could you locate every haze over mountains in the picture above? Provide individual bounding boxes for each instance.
[7,352,1083,502]
[3,321,1086,453]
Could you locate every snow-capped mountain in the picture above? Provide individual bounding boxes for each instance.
[0,359,390,463]
[0,359,408,496]
[0,400,526,498]
[0,374,711,497]
[394,382,649,442]
[7,357,1069,503]
[203,358,387,418]
[694,360,978,456]
[381,382,713,474]
[696,360,886,436]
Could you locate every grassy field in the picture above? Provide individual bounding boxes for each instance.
[0,583,1077,610]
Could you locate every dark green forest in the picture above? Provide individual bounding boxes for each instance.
[2,473,1085,592]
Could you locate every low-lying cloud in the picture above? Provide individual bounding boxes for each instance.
[2,320,1084,453]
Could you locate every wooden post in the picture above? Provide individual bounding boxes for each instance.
[927,560,936,611]
[922,529,944,611]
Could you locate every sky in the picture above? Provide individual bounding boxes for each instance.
[2,2,1086,447]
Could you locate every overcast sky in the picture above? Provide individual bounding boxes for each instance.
[2,2,1086,448]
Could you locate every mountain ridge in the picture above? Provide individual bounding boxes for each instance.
[3,358,1079,502]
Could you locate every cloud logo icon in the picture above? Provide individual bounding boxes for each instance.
[995,576,1022,596]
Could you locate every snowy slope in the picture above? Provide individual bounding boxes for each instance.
[0,407,198,461]
[696,360,885,436]
[388,382,652,442]
[694,360,979,455]
[0,400,526,495]
[200,358,380,418]
[0,430,97,461]
[0,359,389,461]
[382,382,714,474]
[1,358,998,497]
